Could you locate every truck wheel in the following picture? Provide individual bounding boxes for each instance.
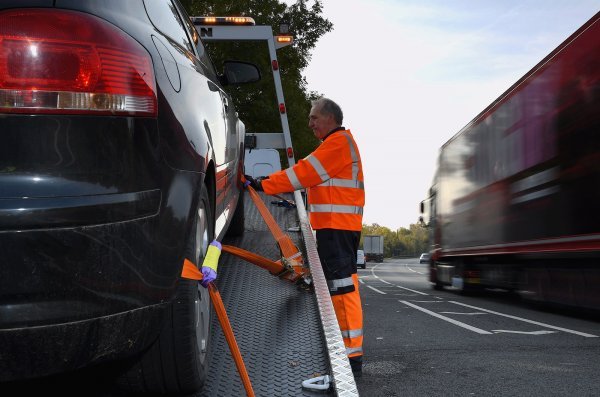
[430,264,444,290]
[226,189,245,237]
[118,185,213,394]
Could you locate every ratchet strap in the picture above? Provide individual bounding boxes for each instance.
[181,259,255,397]
[236,176,310,284]
[178,179,310,397]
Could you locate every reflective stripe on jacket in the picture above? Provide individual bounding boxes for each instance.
[262,129,365,231]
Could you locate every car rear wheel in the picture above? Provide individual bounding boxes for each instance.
[118,185,213,394]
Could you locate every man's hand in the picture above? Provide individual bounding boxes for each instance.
[243,174,268,191]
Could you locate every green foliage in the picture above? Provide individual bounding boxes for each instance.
[179,0,332,160]
[361,223,429,258]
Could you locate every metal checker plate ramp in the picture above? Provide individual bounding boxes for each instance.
[199,192,332,397]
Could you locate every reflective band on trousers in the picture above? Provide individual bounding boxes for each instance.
[328,276,354,291]
[341,328,363,339]
[310,204,364,215]
[318,178,364,189]
[346,346,363,356]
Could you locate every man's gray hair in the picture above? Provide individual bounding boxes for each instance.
[312,97,343,125]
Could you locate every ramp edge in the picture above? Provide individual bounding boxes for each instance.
[294,191,359,397]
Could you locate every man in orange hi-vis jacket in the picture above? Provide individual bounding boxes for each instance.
[245,97,365,377]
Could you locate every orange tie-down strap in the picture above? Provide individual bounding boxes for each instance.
[221,244,308,284]
[181,258,203,280]
[181,259,255,397]
[244,181,304,265]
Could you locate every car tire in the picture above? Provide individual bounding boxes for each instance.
[118,185,213,394]
[226,189,245,237]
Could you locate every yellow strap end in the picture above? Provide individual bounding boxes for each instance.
[202,244,221,271]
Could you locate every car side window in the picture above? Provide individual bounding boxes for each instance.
[172,0,199,48]
[195,39,220,82]
[144,0,195,54]
[170,0,220,82]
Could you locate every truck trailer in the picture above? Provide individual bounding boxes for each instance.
[421,12,600,310]
[363,235,384,263]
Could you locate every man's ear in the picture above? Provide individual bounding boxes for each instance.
[326,113,336,125]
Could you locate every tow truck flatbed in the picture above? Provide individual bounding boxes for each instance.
[200,192,331,396]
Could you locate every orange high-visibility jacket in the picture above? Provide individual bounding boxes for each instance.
[262,129,364,231]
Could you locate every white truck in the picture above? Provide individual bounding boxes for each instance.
[363,235,384,263]
[243,148,281,178]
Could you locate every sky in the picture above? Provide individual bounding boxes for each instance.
[292,0,599,230]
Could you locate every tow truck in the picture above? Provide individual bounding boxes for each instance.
[192,16,359,397]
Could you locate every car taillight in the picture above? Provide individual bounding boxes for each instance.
[0,9,157,116]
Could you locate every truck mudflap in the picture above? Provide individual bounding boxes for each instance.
[199,191,358,396]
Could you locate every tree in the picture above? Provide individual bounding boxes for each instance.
[179,0,333,160]
[361,223,429,258]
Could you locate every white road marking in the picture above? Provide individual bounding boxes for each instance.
[367,262,427,294]
[367,285,386,294]
[492,330,557,335]
[412,300,444,303]
[358,278,365,284]
[396,285,429,296]
[440,312,487,315]
[450,301,599,338]
[369,264,381,278]
[405,263,426,274]
[400,300,493,334]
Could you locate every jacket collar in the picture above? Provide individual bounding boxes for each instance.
[323,126,345,141]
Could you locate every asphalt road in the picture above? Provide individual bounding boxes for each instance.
[355,258,600,397]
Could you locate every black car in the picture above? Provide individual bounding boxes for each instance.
[0,0,258,394]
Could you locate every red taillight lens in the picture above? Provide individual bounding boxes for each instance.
[0,9,157,116]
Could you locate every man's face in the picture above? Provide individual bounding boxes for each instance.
[309,105,336,140]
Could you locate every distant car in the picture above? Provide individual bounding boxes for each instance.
[419,253,431,263]
[0,1,259,393]
[357,249,366,269]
